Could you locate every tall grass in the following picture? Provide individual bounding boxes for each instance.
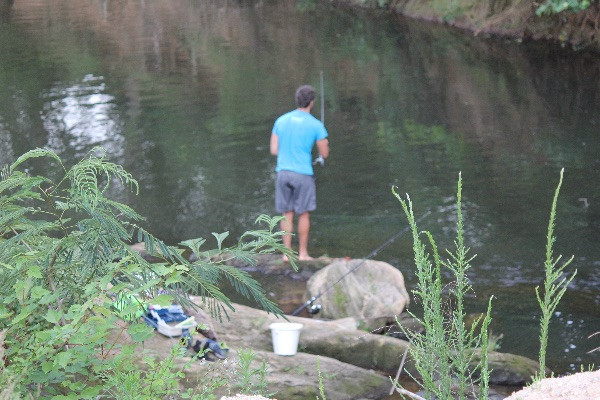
[393,173,492,400]
[535,168,577,380]
[393,169,576,397]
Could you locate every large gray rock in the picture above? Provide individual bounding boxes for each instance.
[469,349,544,386]
[305,259,410,320]
[300,322,416,377]
[135,300,397,400]
[204,300,417,379]
[175,348,391,400]
[505,369,600,400]
[113,296,547,399]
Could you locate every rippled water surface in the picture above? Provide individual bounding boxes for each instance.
[1,0,598,372]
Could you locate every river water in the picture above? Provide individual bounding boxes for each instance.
[1,0,598,373]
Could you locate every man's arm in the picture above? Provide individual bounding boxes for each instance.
[316,138,329,159]
[270,133,279,155]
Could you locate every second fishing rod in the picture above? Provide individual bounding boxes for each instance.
[290,210,431,316]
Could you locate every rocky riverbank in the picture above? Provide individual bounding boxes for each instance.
[332,0,600,53]
[139,300,536,399]
[126,246,597,399]
[125,253,535,398]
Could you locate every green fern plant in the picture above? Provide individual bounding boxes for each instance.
[0,147,292,398]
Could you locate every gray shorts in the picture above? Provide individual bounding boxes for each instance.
[275,170,316,214]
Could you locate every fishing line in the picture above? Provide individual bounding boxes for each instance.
[200,192,408,222]
[290,210,432,316]
[320,70,325,124]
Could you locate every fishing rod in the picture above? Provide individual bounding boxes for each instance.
[290,210,432,316]
[320,70,324,124]
[314,70,326,167]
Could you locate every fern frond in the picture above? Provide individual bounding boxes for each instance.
[0,208,32,232]
[177,265,234,321]
[9,148,64,174]
[0,220,59,257]
[179,238,207,257]
[104,199,144,222]
[215,263,282,315]
[132,226,185,264]
[66,151,139,210]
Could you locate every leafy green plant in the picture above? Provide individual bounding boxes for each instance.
[100,339,229,400]
[579,363,596,372]
[0,147,292,398]
[101,342,185,399]
[536,0,592,16]
[233,348,271,397]
[487,333,503,352]
[316,357,327,400]
[535,168,577,381]
[393,173,492,400]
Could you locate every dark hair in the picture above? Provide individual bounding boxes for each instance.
[295,85,315,108]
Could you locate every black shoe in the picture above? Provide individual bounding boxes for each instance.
[205,339,227,359]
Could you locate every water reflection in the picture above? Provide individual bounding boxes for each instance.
[1,0,599,373]
[42,74,123,158]
[0,122,13,167]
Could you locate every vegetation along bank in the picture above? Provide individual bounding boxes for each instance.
[333,0,600,52]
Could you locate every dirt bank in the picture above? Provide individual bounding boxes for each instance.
[333,0,600,53]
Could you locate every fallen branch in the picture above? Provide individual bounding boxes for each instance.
[389,346,409,395]
[395,387,426,400]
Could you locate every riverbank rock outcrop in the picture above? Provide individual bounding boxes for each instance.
[138,299,409,399]
[117,293,553,399]
[305,259,410,321]
[505,369,600,399]
[205,300,417,378]
[469,349,544,386]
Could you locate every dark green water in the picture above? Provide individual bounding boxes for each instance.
[1,0,598,373]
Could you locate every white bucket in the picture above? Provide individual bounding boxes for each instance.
[269,322,303,356]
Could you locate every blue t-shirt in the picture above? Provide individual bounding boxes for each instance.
[273,109,328,176]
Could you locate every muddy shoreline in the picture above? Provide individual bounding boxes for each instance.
[331,0,600,53]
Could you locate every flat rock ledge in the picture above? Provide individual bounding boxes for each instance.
[137,299,404,400]
[505,369,600,400]
[126,248,560,398]
[226,253,336,278]
[122,297,565,399]
[206,300,417,377]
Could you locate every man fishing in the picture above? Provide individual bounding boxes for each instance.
[270,85,329,261]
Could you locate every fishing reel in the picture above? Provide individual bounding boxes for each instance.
[313,155,325,167]
[307,303,322,315]
[303,296,322,315]
[291,296,322,316]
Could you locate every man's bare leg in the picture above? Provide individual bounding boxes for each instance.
[281,211,294,262]
[297,212,314,261]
